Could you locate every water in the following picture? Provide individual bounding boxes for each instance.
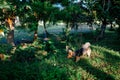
[0,23,97,44]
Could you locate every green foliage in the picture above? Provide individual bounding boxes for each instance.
[28,22,38,31]
[31,1,43,15]
[39,65,68,80]
[44,40,56,52]
[11,46,36,62]
[116,27,120,39]
[0,61,70,80]
[31,1,54,22]
[61,4,84,23]
[0,44,12,54]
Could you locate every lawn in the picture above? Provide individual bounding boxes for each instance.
[0,30,120,80]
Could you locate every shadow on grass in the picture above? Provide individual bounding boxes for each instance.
[77,59,115,80]
[77,30,120,52]
[100,50,120,78]
[0,60,69,80]
[92,45,120,65]
[93,31,120,52]
[103,51,120,64]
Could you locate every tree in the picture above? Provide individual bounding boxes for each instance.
[80,0,96,29]
[0,1,16,46]
[0,0,33,45]
[93,0,120,40]
[109,0,120,38]
[31,1,58,39]
[93,0,112,40]
[58,1,86,46]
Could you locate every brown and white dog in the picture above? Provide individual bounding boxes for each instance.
[66,42,91,62]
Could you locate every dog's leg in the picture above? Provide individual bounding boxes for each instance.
[87,48,91,58]
[75,56,80,62]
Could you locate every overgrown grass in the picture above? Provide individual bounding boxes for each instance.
[0,30,120,80]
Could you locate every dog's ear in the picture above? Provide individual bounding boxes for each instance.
[66,45,69,52]
[66,46,74,51]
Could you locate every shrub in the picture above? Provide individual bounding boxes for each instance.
[117,26,120,39]
[0,44,12,54]
[11,47,36,62]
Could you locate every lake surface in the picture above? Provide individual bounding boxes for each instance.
[0,23,98,44]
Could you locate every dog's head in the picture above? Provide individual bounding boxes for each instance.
[82,42,91,49]
[66,46,75,58]
[67,49,75,58]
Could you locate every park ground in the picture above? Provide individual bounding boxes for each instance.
[0,23,120,80]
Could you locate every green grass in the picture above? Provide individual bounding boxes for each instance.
[0,30,120,80]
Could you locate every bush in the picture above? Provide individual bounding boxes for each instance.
[117,26,120,39]
[11,47,36,62]
[39,65,68,80]
[0,44,12,54]
[0,61,69,80]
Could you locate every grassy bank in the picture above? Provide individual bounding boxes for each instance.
[0,30,120,80]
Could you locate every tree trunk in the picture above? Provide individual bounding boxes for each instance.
[33,30,38,41]
[43,21,48,38]
[116,19,120,39]
[101,19,107,36]
[65,22,71,46]
[6,18,15,46]
[96,18,107,41]
[7,30,15,46]
[110,21,114,31]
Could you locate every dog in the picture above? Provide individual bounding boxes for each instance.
[66,42,91,62]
